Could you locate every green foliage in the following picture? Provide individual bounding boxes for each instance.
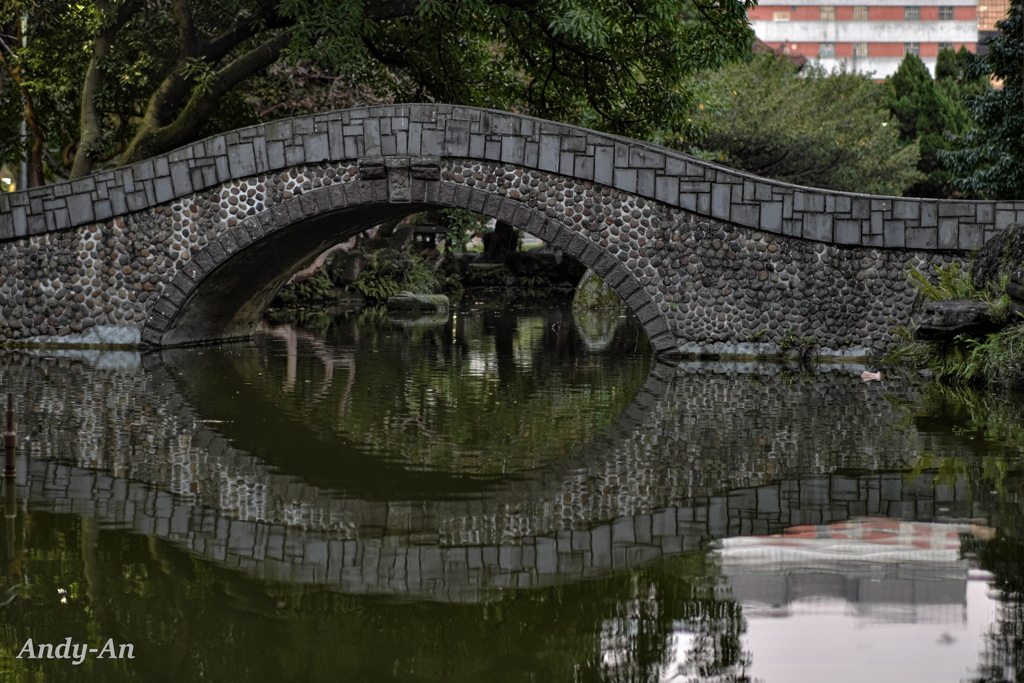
[888,261,1021,388]
[351,249,443,303]
[906,325,1024,390]
[942,2,1024,198]
[778,328,817,361]
[0,0,757,180]
[292,268,333,300]
[440,209,490,254]
[685,54,922,195]
[908,261,1006,305]
[882,52,981,198]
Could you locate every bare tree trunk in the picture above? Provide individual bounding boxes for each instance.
[479,221,519,262]
[71,2,141,178]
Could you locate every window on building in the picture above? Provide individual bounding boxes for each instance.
[772,10,790,21]
[853,42,868,57]
[853,6,869,20]
[905,42,920,56]
[820,6,836,20]
[979,1,1011,31]
[939,6,954,19]
[905,6,920,20]
[819,42,836,57]
[938,41,954,51]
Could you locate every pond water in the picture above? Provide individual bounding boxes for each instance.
[0,301,1023,682]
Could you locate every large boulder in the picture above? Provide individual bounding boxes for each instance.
[386,292,450,312]
[1007,269,1024,319]
[913,299,1002,341]
[971,223,1024,292]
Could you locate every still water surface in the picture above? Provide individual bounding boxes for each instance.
[0,302,1022,682]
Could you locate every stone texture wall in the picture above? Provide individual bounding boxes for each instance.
[0,105,1014,355]
[2,352,1006,600]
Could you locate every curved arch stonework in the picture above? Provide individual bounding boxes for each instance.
[0,104,1015,355]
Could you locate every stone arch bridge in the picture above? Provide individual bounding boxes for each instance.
[0,104,1019,356]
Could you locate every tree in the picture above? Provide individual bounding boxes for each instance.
[883,52,979,198]
[943,1,1024,199]
[686,53,922,195]
[0,0,755,185]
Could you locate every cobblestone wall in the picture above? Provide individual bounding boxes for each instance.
[0,105,1002,355]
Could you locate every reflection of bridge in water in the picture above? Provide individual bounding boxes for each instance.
[3,349,1005,603]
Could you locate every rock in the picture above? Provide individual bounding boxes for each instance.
[971,223,1024,291]
[386,292,449,312]
[572,269,626,311]
[1007,270,1024,320]
[913,299,1002,341]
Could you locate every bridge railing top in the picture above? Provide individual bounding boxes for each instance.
[0,103,1020,251]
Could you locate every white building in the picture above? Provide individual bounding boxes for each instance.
[749,1,979,79]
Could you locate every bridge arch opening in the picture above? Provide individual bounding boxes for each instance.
[145,176,674,353]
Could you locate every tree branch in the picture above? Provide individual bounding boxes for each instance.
[71,0,143,178]
[121,30,292,165]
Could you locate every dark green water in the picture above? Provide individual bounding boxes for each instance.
[1,302,1023,682]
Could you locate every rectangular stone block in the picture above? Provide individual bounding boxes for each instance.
[420,129,444,156]
[938,201,974,217]
[892,199,920,220]
[594,146,614,185]
[637,169,655,196]
[906,227,937,249]
[835,219,860,244]
[960,223,983,250]
[560,151,576,175]
[664,156,686,176]
[153,176,173,204]
[938,218,958,249]
[996,210,1016,229]
[561,135,586,152]
[976,202,994,223]
[305,132,330,163]
[921,201,937,227]
[629,147,664,169]
[67,194,95,224]
[793,191,824,212]
[803,213,832,242]
[697,193,711,215]
[711,183,731,220]
[761,202,782,231]
[883,218,905,247]
[655,177,678,204]
[500,136,525,164]
[851,197,870,220]
[614,168,638,193]
[535,135,559,173]
[442,121,468,157]
[615,275,641,299]
[614,143,630,168]
[362,118,382,157]
[679,181,710,193]
[731,203,759,228]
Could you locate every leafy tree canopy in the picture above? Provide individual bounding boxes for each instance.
[0,0,754,185]
[882,50,985,198]
[684,53,922,196]
[942,1,1024,199]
